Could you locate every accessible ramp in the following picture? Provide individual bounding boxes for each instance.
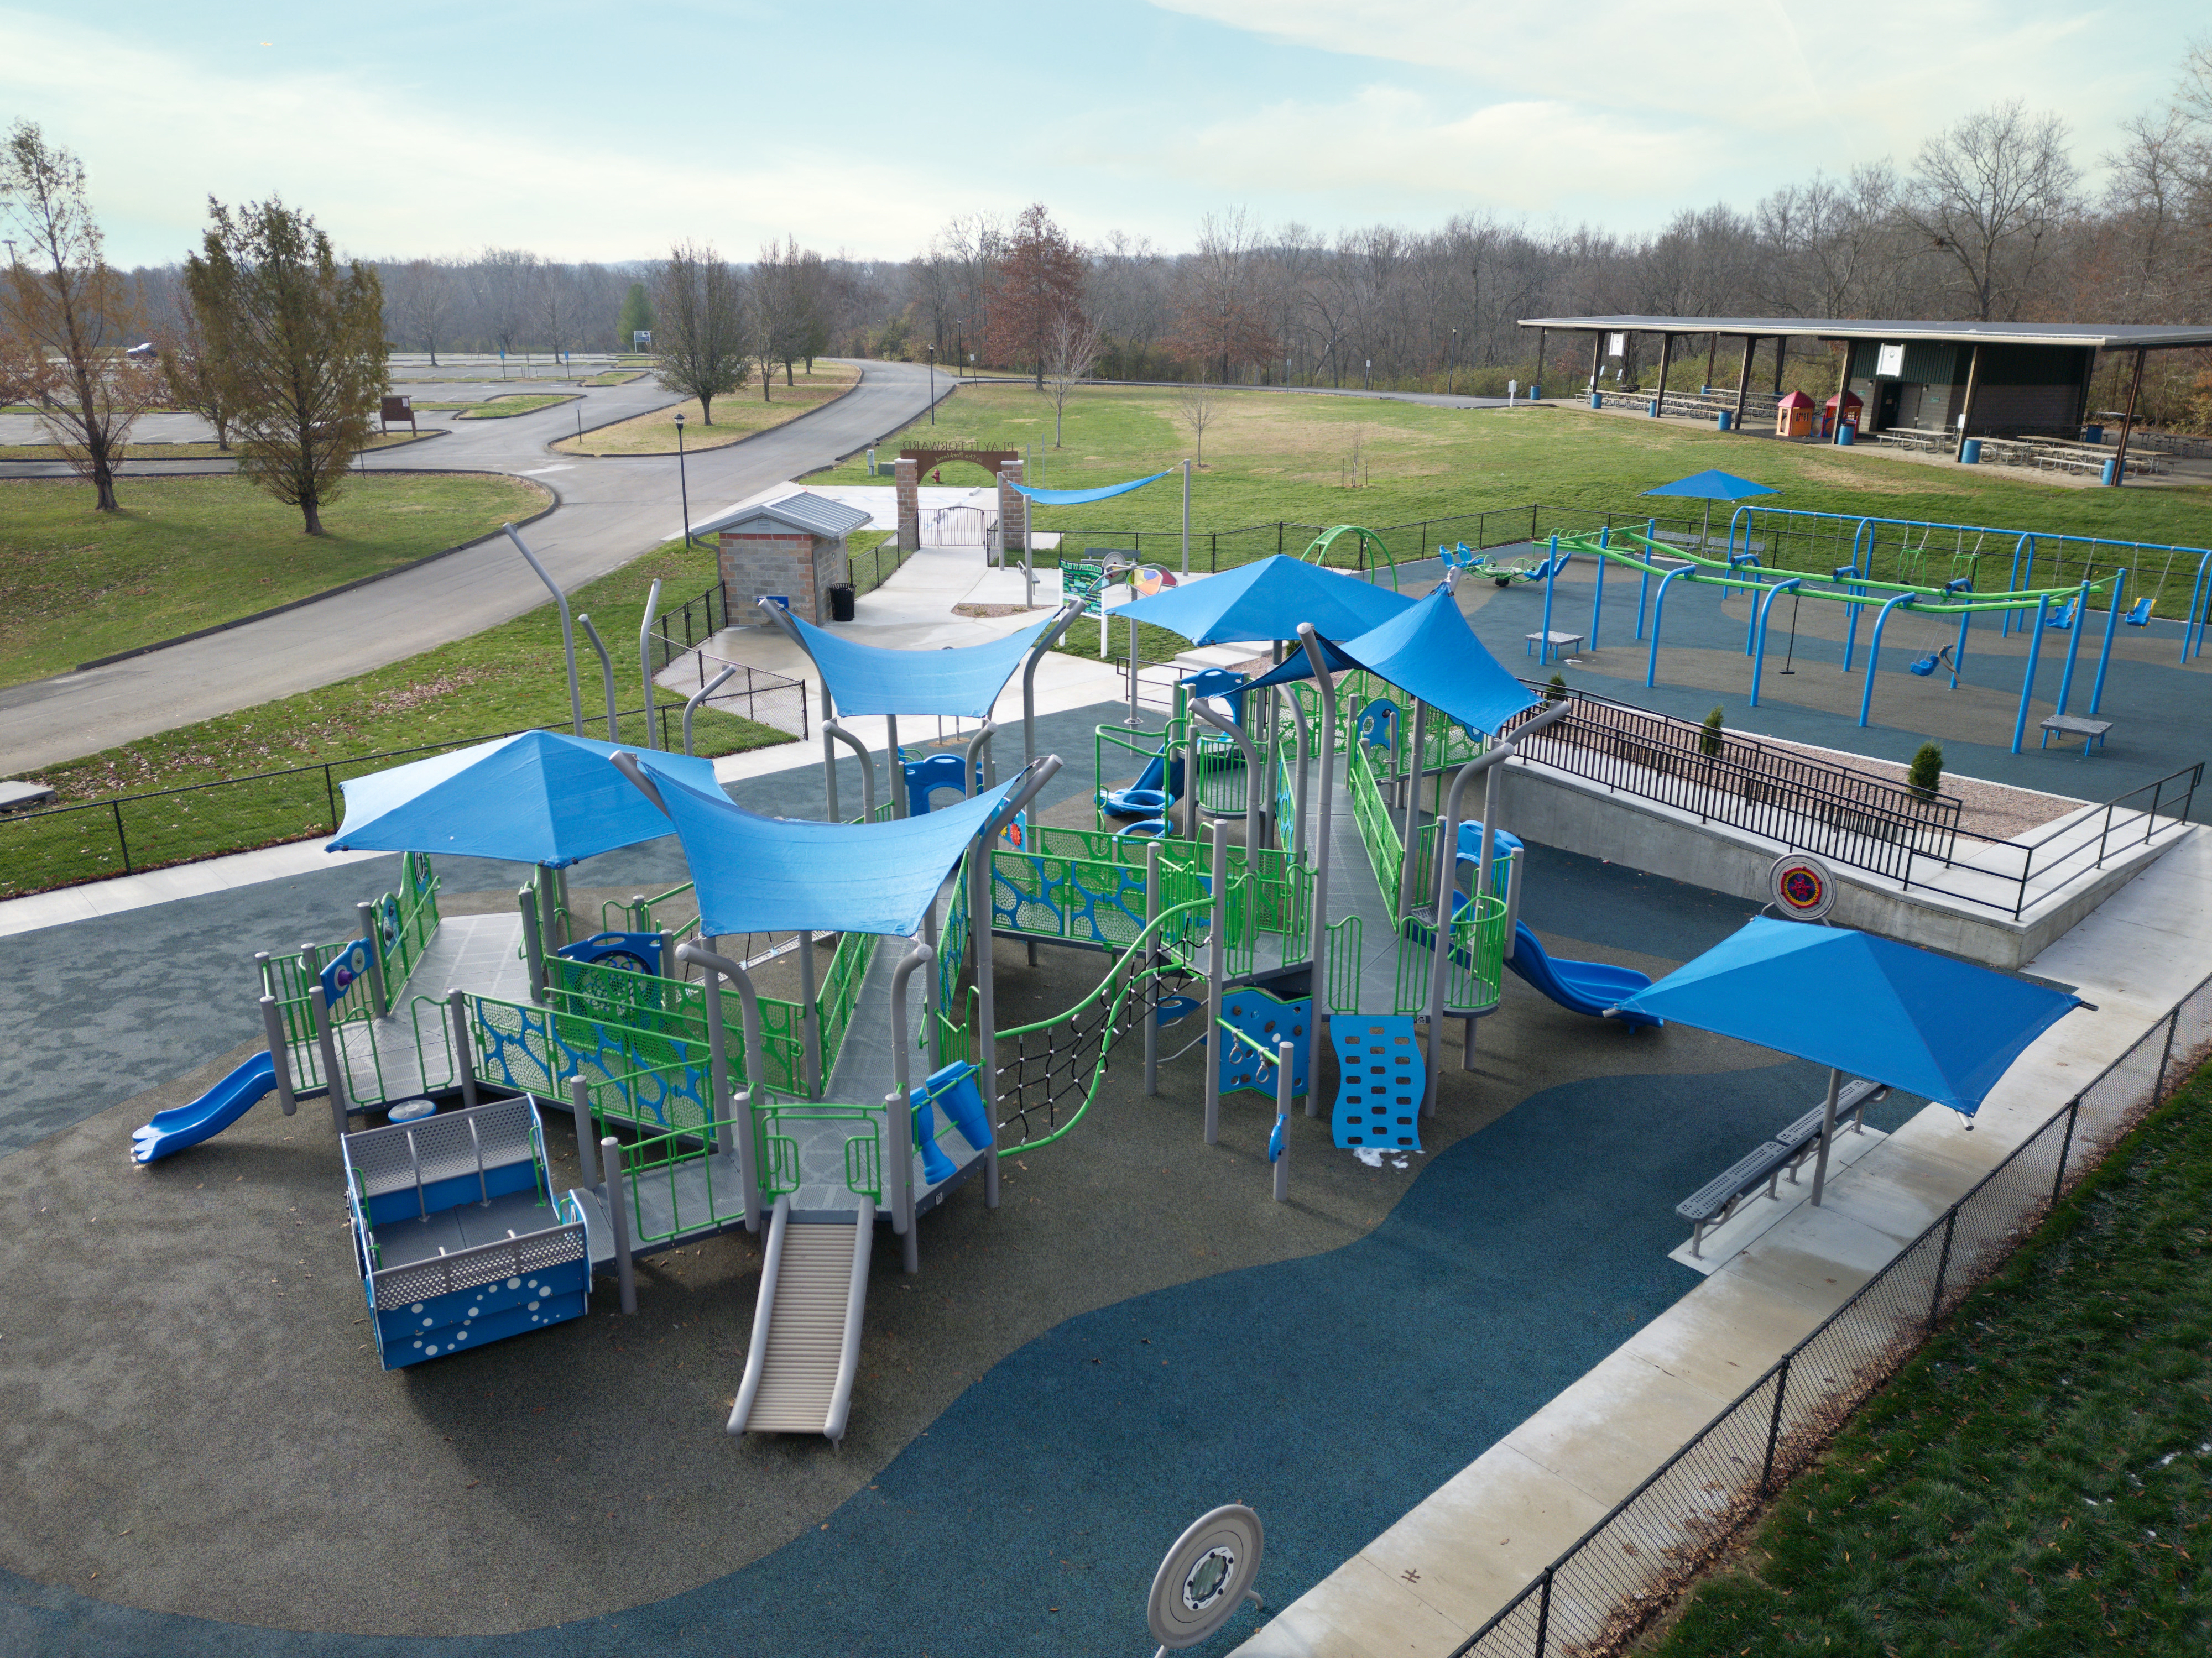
[728,1196,873,1441]
[1506,921,1662,1028]
[131,1052,278,1164]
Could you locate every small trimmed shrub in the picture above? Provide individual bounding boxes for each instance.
[1547,672,1567,704]
[1700,706,1725,757]
[1909,740,1944,798]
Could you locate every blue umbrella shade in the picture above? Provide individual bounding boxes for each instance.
[1615,917,2081,1116]
[787,611,1053,720]
[1248,585,1538,738]
[327,731,721,867]
[1639,469,1780,501]
[635,755,1019,938]
[1111,554,1414,647]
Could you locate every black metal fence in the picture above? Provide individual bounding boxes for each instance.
[1447,967,2212,1658]
[649,580,732,675]
[0,701,795,901]
[1504,685,1965,877]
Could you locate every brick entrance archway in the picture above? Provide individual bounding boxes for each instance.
[895,444,1026,556]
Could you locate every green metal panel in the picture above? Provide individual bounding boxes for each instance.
[1901,341,1958,384]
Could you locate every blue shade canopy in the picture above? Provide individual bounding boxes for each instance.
[327,731,721,866]
[635,756,1017,937]
[1247,586,1539,737]
[1615,918,2082,1116]
[1639,469,1780,501]
[788,611,1053,719]
[1112,555,1414,646]
[1004,470,1172,505]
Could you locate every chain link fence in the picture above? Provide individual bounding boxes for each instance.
[1447,967,2212,1658]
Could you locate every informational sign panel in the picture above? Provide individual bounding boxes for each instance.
[633,330,653,348]
[1876,342,1905,378]
[1605,332,1626,358]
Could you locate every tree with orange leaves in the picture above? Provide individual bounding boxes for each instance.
[984,203,1086,390]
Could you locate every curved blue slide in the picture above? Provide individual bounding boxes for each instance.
[131,1052,277,1164]
[1507,923,1663,1029]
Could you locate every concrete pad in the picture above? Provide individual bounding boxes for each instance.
[0,840,388,938]
[1666,1126,1888,1274]
[1498,1350,1745,1509]
[1237,1552,1477,1658]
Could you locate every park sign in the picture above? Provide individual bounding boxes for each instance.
[634,329,653,349]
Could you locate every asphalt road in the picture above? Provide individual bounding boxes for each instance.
[0,360,942,775]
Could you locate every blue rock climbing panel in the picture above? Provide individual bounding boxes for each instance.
[1215,986,1310,1097]
[1331,1016,1422,1150]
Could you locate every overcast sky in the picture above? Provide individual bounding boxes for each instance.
[2,1,2197,268]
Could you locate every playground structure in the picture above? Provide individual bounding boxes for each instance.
[138,557,1676,1418]
[1520,520,2145,752]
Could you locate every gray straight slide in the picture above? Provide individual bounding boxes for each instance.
[727,1195,874,1442]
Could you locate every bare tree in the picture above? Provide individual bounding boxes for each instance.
[1905,102,2080,320]
[750,238,803,399]
[157,300,237,448]
[1176,381,1216,467]
[388,257,456,363]
[1041,301,1102,446]
[0,121,156,511]
[650,240,748,423]
[1171,210,1277,384]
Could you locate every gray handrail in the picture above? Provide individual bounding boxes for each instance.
[1188,699,1265,853]
[822,1199,875,1444]
[1295,623,1340,1110]
[576,614,619,744]
[887,940,934,1273]
[676,940,766,1235]
[638,578,662,749]
[1021,599,1086,767]
[962,719,997,793]
[726,1195,791,1433]
[505,524,583,736]
[822,720,878,822]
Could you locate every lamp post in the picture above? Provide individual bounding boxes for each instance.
[956,320,966,379]
[1447,327,1458,397]
[675,410,693,546]
[1364,358,1372,390]
[927,345,936,423]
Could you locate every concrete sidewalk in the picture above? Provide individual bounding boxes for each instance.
[1235,826,2212,1657]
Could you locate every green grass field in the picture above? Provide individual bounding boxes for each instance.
[1644,1065,2212,1657]
[0,534,791,896]
[811,384,2212,598]
[0,472,550,688]
[556,362,857,456]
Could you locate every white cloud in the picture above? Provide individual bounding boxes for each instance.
[0,12,958,263]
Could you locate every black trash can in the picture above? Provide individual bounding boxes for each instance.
[828,583,856,622]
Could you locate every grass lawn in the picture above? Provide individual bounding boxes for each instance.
[846,529,903,597]
[0,431,434,462]
[455,393,579,418]
[806,384,2212,605]
[556,362,858,456]
[0,472,550,688]
[1,534,793,896]
[1642,1064,2212,1657]
[581,370,647,386]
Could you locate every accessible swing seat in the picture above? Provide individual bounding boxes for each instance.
[2044,599,2078,631]
[2126,597,2154,627]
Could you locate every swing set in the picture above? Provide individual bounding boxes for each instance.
[1548,525,2133,754]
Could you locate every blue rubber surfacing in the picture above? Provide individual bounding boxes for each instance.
[0,1053,1916,1658]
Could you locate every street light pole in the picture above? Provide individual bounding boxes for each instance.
[927,345,936,423]
[1365,358,1372,390]
[1448,328,1458,397]
[675,410,693,546]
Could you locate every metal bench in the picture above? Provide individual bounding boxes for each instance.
[1676,1080,1885,1257]
[2039,713,2113,754]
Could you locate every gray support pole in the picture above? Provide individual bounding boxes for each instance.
[886,714,905,818]
[920,893,943,1074]
[1290,686,1311,862]
[684,664,737,757]
[961,720,997,797]
[679,943,765,1233]
[356,901,389,1019]
[1395,698,1430,918]
[1272,1038,1293,1201]
[447,990,479,1110]
[1296,624,1340,1113]
[577,613,619,744]
[518,884,545,1002]
[600,1135,637,1312]
[822,721,878,822]
[259,994,297,1117]
[1504,845,1525,958]
[1734,336,1753,432]
[798,929,822,1100]
[506,524,583,736]
[1181,458,1192,577]
[1128,611,1141,727]
[554,866,573,952]
[1809,1066,1843,1206]
[1189,700,1264,854]
[1020,600,1085,769]
[1953,343,1983,461]
[637,578,662,749]
[568,1074,599,1190]
[1143,838,1162,1097]
[887,943,935,1273]
[310,985,349,1136]
[1203,821,1227,1146]
[971,835,1001,1208]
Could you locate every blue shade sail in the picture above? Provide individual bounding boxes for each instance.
[1615,917,2082,1116]
[1111,555,1414,646]
[1004,470,1173,505]
[787,612,1054,719]
[636,757,1018,938]
[327,731,720,866]
[1248,587,1538,738]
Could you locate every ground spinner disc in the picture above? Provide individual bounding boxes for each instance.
[1769,853,1838,922]
[1147,1503,1264,1650]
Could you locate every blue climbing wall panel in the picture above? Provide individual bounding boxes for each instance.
[1216,987,1310,1097]
[1331,1016,1422,1150]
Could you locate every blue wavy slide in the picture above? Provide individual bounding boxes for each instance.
[1507,922,1664,1029]
[132,1052,277,1164]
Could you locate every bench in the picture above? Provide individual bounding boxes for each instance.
[1525,630,1583,665]
[1677,1080,1884,1257]
[2039,713,2114,754]
[0,779,58,814]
